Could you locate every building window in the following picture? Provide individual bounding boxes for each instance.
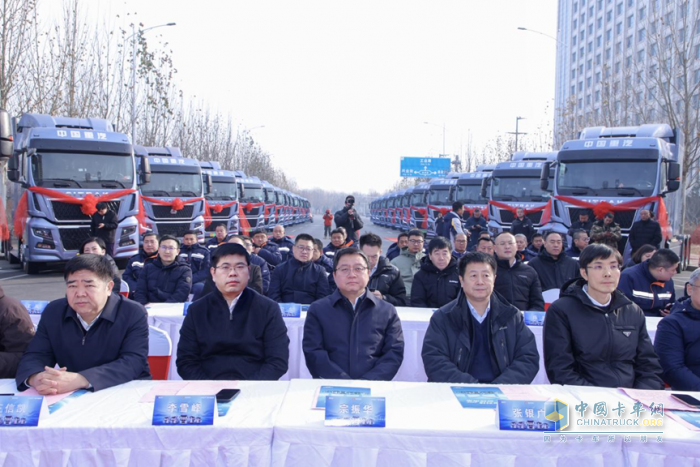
[616,42,622,53]
[573,35,578,46]
[587,76,592,87]
[615,61,621,73]
[680,27,686,42]
[587,59,592,70]
[597,17,603,28]
[595,90,601,102]
[626,35,633,48]
[572,84,577,94]
[627,0,634,6]
[651,43,658,56]
[617,3,623,14]
[597,35,602,47]
[580,64,584,74]
[574,18,578,29]
[572,52,577,62]
[588,41,593,52]
[626,55,632,67]
[596,71,602,82]
[606,47,612,59]
[589,24,594,35]
[627,15,634,28]
[606,28,612,41]
[638,28,645,42]
[637,49,645,61]
[596,53,601,64]
[639,6,646,20]
[616,22,622,35]
[579,81,584,92]
[574,2,578,12]
[607,10,612,22]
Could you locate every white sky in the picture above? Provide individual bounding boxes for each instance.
[43,0,558,194]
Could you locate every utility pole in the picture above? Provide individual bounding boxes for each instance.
[507,116,527,152]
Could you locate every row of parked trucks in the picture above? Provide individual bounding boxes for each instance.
[371,124,682,257]
[0,111,311,273]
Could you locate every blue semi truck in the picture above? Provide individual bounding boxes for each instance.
[199,160,239,238]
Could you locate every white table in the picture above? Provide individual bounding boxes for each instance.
[0,379,289,467]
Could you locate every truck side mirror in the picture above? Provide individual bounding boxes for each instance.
[0,109,13,159]
[139,157,151,185]
[7,154,19,182]
[667,161,681,192]
[206,173,213,194]
[480,178,489,199]
[540,162,551,191]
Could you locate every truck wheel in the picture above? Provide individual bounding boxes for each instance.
[3,240,18,264]
[21,249,41,274]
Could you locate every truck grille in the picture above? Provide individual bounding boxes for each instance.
[152,205,195,219]
[567,207,637,230]
[52,200,121,222]
[59,227,92,251]
[155,222,191,237]
[499,209,543,225]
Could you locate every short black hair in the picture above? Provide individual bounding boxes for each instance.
[407,229,425,239]
[143,232,159,242]
[159,235,180,249]
[360,232,382,248]
[572,229,587,241]
[211,243,250,267]
[579,210,590,217]
[544,231,563,241]
[64,254,114,282]
[604,212,614,219]
[215,223,227,231]
[452,201,464,211]
[532,233,543,240]
[183,230,198,237]
[479,231,491,238]
[330,228,344,237]
[96,202,108,211]
[80,237,106,254]
[631,244,657,264]
[648,249,680,269]
[477,237,494,246]
[428,236,452,254]
[313,238,324,251]
[458,251,497,276]
[295,233,314,244]
[252,229,267,237]
[333,247,369,271]
[578,244,622,270]
[397,232,409,241]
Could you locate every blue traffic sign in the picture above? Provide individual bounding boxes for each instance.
[400,157,450,178]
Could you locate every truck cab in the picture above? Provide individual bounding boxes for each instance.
[451,171,490,217]
[235,174,265,233]
[261,180,277,230]
[426,178,457,237]
[199,160,239,238]
[409,183,430,230]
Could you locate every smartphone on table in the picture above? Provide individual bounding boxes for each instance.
[216,389,241,403]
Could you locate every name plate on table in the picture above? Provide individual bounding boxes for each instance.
[325,395,386,427]
[451,386,504,408]
[152,395,215,426]
[301,305,310,313]
[182,302,193,316]
[497,400,563,431]
[314,386,371,409]
[279,303,302,318]
[524,311,546,326]
[0,396,43,426]
[21,300,50,315]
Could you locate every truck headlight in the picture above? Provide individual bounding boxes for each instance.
[121,226,137,237]
[32,228,53,239]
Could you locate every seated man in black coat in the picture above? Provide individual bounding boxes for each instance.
[16,255,150,393]
[421,252,539,384]
[528,231,579,291]
[359,232,407,306]
[134,235,192,304]
[411,236,460,309]
[177,243,289,380]
[252,229,283,267]
[303,248,404,380]
[122,232,159,297]
[493,232,544,311]
[268,233,330,304]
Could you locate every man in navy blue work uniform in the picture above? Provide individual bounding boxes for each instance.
[134,235,192,304]
[269,225,295,262]
[618,249,679,317]
[179,230,211,299]
[252,229,283,267]
[206,224,229,252]
[303,247,404,380]
[268,233,330,304]
[122,232,159,298]
[442,202,466,245]
[16,255,150,393]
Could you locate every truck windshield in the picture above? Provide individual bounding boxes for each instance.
[492,177,550,202]
[141,172,203,197]
[557,160,657,196]
[455,184,486,204]
[427,189,451,205]
[207,181,237,200]
[410,193,426,206]
[239,185,264,202]
[31,152,134,188]
[264,189,275,204]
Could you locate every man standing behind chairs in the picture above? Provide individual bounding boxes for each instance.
[421,252,539,384]
[90,202,118,257]
[268,233,330,304]
[16,255,151,393]
[177,243,289,380]
[629,209,663,255]
[303,248,404,380]
[360,233,407,306]
[464,208,487,250]
[442,202,466,245]
[335,195,364,245]
[493,232,544,311]
[511,207,535,243]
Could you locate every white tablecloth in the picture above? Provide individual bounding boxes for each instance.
[0,379,289,467]
[145,304,661,384]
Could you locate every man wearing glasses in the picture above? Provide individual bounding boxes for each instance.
[176,243,289,380]
[618,249,679,317]
[268,233,330,304]
[391,229,426,299]
[303,248,404,380]
[134,235,192,304]
[544,244,663,389]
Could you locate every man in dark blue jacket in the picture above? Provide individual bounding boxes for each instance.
[565,229,590,260]
[16,255,150,393]
[206,224,229,252]
[524,233,544,261]
[179,230,211,299]
[464,208,487,250]
[252,229,283,267]
[232,235,271,294]
[493,232,544,311]
[528,232,579,290]
[303,247,404,380]
[323,228,346,259]
[268,233,331,304]
[177,243,289,380]
[134,235,192,304]
[442,202,466,245]
[386,232,409,261]
[618,249,679,317]
[360,232,407,306]
[122,232,159,297]
[312,238,336,291]
[655,269,700,390]
[510,207,535,243]
[421,252,539,384]
[269,225,295,262]
[411,237,461,308]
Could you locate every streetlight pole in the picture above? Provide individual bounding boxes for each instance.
[130,22,176,144]
[424,121,446,156]
[516,27,563,45]
[507,116,527,152]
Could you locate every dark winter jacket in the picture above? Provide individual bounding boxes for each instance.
[618,260,676,317]
[511,216,535,242]
[323,243,343,260]
[178,243,211,284]
[134,256,193,304]
[421,292,539,384]
[464,216,488,249]
[303,289,404,380]
[257,241,283,267]
[268,258,331,304]
[524,245,542,261]
[269,236,295,262]
[0,286,34,378]
[443,211,465,241]
[565,245,582,259]
[177,287,289,380]
[90,210,118,244]
[528,250,580,291]
[629,219,663,252]
[544,279,664,389]
[122,249,158,296]
[655,298,700,390]
[16,294,151,391]
[315,254,336,291]
[368,257,407,307]
[205,236,229,252]
[385,242,402,261]
[251,253,271,293]
[334,207,364,244]
[494,257,545,311]
[410,258,461,308]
